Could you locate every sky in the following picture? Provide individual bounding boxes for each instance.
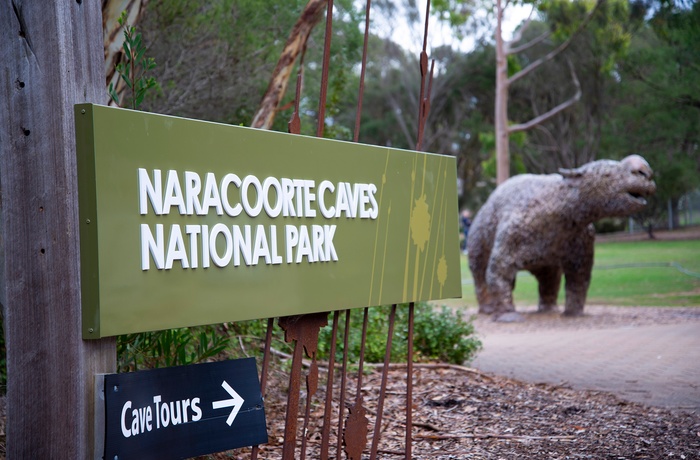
[370,2,533,54]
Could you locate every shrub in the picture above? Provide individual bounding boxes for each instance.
[117,326,230,372]
[413,304,481,364]
[317,303,481,365]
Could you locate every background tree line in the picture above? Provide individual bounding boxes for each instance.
[118,0,700,230]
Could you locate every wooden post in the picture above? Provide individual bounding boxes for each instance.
[0,2,116,457]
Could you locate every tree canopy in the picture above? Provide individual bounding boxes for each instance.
[117,0,699,227]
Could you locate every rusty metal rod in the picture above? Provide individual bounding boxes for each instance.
[336,309,352,457]
[320,311,341,459]
[300,357,319,459]
[316,0,335,137]
[406,302,415,459]
[289,66,303,134]
[282,337,305,460]
[369,304,398,459]
[355,307,370,402]
[353,0,372,142]
[416,0,433,151]
[251,317,275,460]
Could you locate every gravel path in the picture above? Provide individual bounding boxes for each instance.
[469,305,700,412]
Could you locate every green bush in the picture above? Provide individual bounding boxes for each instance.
[413,305,481,364]
[317,303,481,365]
[594,217,627,234]
[117,325,231,373]
[114,304,481,373]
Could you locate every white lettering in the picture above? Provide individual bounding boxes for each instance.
[270,225,283,264]
[281,178,297,217]
[191,398,202,421]
[210,223,233,267]
[141,224,164,270]
[184,171,203,215]
[232,225,252,266]
[153,395,162,429]
[185,225,201,269]
[325,225,338,261]
[253,224,271,265]
[163,170,186,215]
[165,224,189,269]
[241,175,263,217]
[201,172,223,215]
[303,180,316,217]
[296,225,313,263]
[312,225,325,262]
[121,401,132,438]
[160,398,171,427]
[285,225,298,263]
[367,183,379,219]
[202,225,210,268]
[139,168,163,215]
[220,173,242,217]
[262,177,283,217]
[318,180,335,218]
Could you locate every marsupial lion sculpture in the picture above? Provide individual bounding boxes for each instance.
[467,155,656,321]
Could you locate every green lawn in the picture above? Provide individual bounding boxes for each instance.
[453,239,700,308]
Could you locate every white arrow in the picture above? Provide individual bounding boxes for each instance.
[212,380,245,426]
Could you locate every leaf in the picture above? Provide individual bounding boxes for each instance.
[108,83,120,106]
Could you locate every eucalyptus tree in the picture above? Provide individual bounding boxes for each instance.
[118,0,362,130]
[508,0,630,174]
[603,0,700,229]
[432,0,610,183]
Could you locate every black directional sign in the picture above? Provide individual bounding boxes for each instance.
[102,358,267,459]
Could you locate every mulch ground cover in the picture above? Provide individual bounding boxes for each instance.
[211,362,700,459]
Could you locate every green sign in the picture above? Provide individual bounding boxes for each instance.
[75,104,461,338]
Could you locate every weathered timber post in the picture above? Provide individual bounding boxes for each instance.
[0,2,116,457]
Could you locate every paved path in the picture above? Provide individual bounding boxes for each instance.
[471,321,700,412]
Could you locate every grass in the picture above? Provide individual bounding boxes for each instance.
[452,239,700,308]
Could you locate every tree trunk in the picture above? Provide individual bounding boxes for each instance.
[1,2,116,457]
[493,0,601,184]
[494,0,510,185]
[251,0,327,129]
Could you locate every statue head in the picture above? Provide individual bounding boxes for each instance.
[559,155,656,219]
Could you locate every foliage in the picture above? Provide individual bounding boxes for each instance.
[509,0,630,174]
[601,1,700,227]
[139,0,363,131]
[593,217,627,234]
[109,10,158,110]
[317,303,481,365]
[117,325,231,372]
[413,305,481,364]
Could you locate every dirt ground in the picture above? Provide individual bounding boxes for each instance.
[244,228,700,459]
[241,308,700,460]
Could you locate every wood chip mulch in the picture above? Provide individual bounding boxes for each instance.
[216,361,700,460]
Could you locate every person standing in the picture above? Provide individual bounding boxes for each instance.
[460,209,471,254]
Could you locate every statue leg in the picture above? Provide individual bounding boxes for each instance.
[485,261,519,321]
[563,271,591,316]
[563,228,594,316]
[467,244,494,314]
[530,266,562,312]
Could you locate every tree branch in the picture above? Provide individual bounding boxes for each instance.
[509,31,551,55]
[508,5,537,47]
[508,0,603,85]
[251,0,326,129]
[509,58,581,133]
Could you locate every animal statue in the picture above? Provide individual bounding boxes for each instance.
[467,155,656,321]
